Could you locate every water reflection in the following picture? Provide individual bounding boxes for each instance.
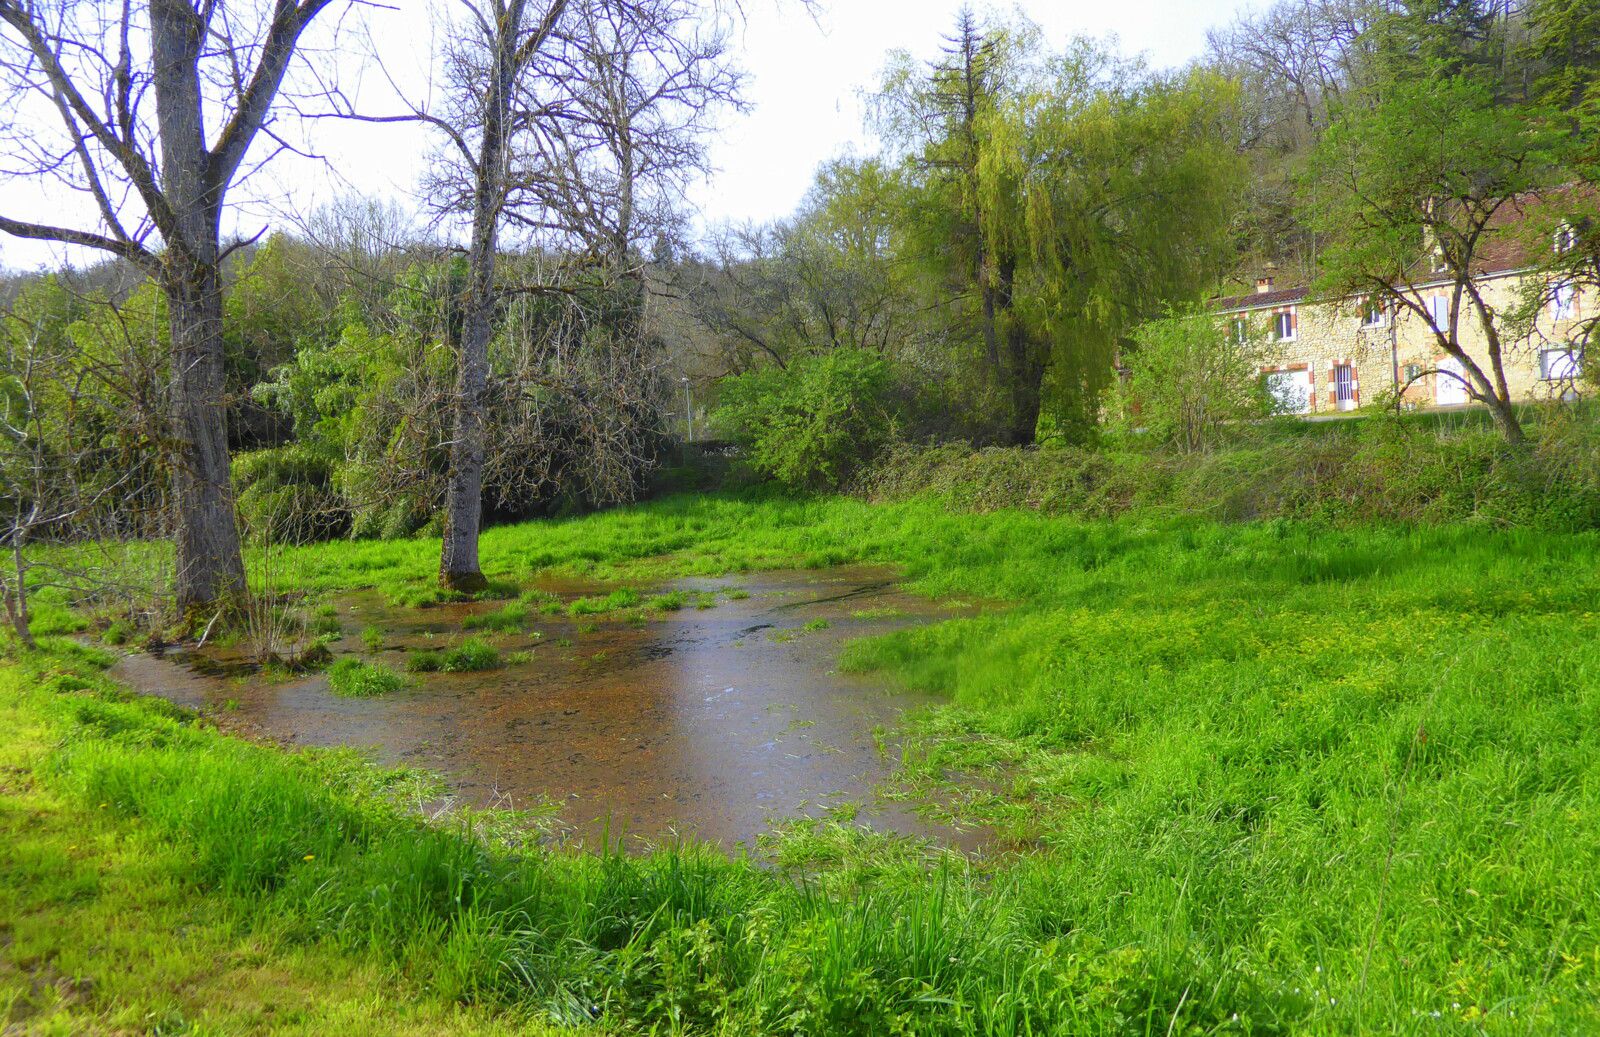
[112,566,985,852]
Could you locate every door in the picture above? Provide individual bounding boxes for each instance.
[1435,357,1469,406]
[1334,364,1357,411]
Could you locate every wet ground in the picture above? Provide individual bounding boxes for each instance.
[112,567,987,853]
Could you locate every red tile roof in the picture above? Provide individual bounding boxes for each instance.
[1214,284,1310,312]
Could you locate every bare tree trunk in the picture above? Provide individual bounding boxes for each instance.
[439,272,494,593]
[2,0,339,612]
[167,268,248,611]
[1483,391,1526,445]
[440,0,530,594]
[152,0,249,612]
[4,538,35,650]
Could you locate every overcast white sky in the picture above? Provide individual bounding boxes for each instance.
[0,0,1264,271]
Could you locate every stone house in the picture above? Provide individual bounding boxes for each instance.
[1212,207,1590,416]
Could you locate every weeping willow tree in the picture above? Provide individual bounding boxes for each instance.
[878,10,1246,444]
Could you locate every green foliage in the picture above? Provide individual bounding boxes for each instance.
[874,16,1246,442]
[461,603,527,632]
[406,650,445,674]
[568,588,641,615]
[17,489,1600,1032]
[861,414,1600,530]
[326,658,406,698]
[441,638,500,673]
[714,347,901,489]
[1113,306,1277,451]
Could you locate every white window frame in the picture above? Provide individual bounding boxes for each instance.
[1551,282,1577,321]
[1273,309,1297,342]
[1556,223,1577,255]
[1427,294,1450,329]
[1540,346,1583,382]
[1360,296,1388,329]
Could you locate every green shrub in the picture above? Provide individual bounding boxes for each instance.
[1109,306,1276,452]
[233,443,350,544]
[359,626,383,652]
[713,347,903,489]
[405,650,444,674]
[441,637,499,673]
[856,411,1600,532]
[326,658,405,698]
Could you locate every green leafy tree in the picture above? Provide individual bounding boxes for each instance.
[877,12,1244,445]
[1114,307,1275,453]
[713,348,901,490]
[1305,42,1569,442]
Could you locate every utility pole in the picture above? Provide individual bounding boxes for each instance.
[1390,305,1402,414]
[681,376,694,443]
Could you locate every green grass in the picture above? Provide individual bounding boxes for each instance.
[10,488,1600,1032]
[327,658,406,698]
[462,603,527,632]
[0,658,578,1036]
[567,588,641,616]
[406,650,445,674]
[441,637,499,673]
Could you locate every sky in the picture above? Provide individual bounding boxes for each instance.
[0,0,1263,271]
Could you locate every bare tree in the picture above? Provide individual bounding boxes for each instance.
[0,289,164,647]
[350,0,740,590]
[0,0,346,611]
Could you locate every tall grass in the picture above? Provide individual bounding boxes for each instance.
[16,486,1600,1032]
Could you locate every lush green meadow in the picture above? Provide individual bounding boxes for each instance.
[7,492,1600,1033]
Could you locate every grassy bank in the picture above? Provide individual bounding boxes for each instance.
[855,410,1600,530]
[9,492,1600,1033]
[0,652,571,1036]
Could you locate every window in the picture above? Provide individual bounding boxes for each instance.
[1552,282,1577,321]
[1264,369,1313,415]
[1428,294,1449,328]
[1556,222,1577,255]
[1403,362,1423,383]
[1273,309,1297,341]
[1230,318,1247,343]
[1361,297,1388,328]
[1541,347,1583,382]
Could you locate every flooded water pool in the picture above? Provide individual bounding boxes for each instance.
[112,567,986,853]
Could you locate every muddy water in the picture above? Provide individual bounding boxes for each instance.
[112,567,985,853]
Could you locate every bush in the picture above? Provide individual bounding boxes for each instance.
[326,658,406,698]
[405,650,445,673]
[855,409,1600,531]
[234,443,350,544]
[1110,306,1277,453]
[713,347,904,490]
[442,637,500,673]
